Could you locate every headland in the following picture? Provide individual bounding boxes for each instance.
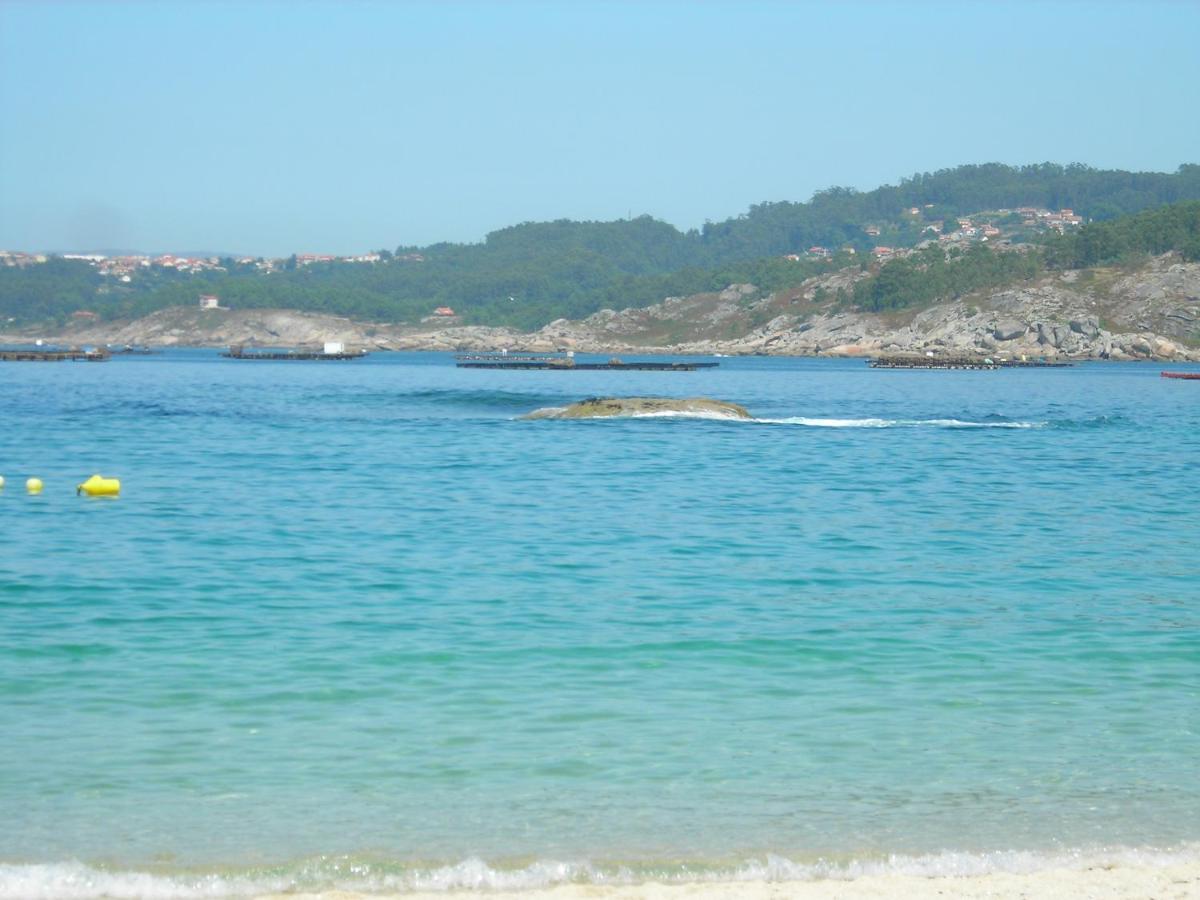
[4,254,1197,362]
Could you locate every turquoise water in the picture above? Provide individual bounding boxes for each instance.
[1,352,1198,896]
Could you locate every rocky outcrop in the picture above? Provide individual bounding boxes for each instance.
[0,306,526,354]
[993,320,1027,341]
[3,256,1198,361]
[521,396,752,420]
[503,256,1200,361]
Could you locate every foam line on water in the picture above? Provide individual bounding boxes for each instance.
[4,844,1197,898]
[629,409,750,421]
[522,409,1048,427]
[758,417,1047,429]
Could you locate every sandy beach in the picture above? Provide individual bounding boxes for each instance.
[263,863,1200,899]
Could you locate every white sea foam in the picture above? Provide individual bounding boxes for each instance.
[760,416,1046,429]
[523,407,1047,427]
[3,845,1198,898]
[0,861,283,899]
[629,409,750,421]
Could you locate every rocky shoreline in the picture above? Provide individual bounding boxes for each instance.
[4,255,1198,362]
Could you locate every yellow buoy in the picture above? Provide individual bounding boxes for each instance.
[26,477,43,494]
[77,474,120,497]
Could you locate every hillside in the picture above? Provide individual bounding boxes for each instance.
[536,253,1200,361]
[3,163,1199,330]
[6,253,1197,362]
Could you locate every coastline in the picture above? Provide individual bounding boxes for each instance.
[8,848,1199,900]
[265,864,1200,899]
[3,255,1199,362]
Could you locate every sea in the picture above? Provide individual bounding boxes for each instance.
[1,350,1198,898]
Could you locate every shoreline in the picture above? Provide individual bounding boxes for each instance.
[3,268,1200,364]
[6,848,1199,900]
[265,863,1200,899]
[1,338,1197,365]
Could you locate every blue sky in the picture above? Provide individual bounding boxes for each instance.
[1,0,1197,256]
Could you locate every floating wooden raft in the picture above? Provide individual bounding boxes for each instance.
[222,346,367,360]
[869,355,998,370]
[1161,371,1200,380]
[0,348,110,362]
[869,354,1074,370]
[455,354,718,371]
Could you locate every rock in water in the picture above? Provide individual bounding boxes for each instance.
[522,396,752,420]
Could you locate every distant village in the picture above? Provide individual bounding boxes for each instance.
[1,205,1084,277]
[0,249,426,276]
[785,205,1085,264]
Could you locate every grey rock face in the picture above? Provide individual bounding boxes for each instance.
[1129,336,1154,356]
[994,320,1027,341]
[718,284,757,303]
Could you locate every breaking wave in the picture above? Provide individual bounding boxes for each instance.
[760,417,1047,429]
[525,409,1048,427]
[630,409,751,421]
[3,844,1197,898]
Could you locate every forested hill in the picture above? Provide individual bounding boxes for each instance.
[412,163,1200,269]
[4,163,1200,330]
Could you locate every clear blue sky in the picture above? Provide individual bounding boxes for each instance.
[1,0,1197,257]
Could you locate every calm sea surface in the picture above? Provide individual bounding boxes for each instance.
[1,351,1198,896]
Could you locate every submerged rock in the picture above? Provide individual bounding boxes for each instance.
[522,396,752,420]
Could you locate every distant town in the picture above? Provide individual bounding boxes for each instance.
[0,249,426,275]
[786,206,1085,264]
[0,206,1084,277]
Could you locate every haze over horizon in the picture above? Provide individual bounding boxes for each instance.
[2,0,1198,258]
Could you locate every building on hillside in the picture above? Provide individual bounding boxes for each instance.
[864,225,881,237]
[807,246,832,258]
[871,246,895,259]
[199,295,220,310]
[71,310,99,321]
[433,306,456,317]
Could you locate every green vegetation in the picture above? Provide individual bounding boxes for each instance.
[852,200,1200,312]
[3,164,1199,329]
[853,244,1041,312]
[1044,200,1200,268]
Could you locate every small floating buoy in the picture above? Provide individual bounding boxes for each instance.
[26,477,43,494]
[0,475,5,489]
[77,474,120,497]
